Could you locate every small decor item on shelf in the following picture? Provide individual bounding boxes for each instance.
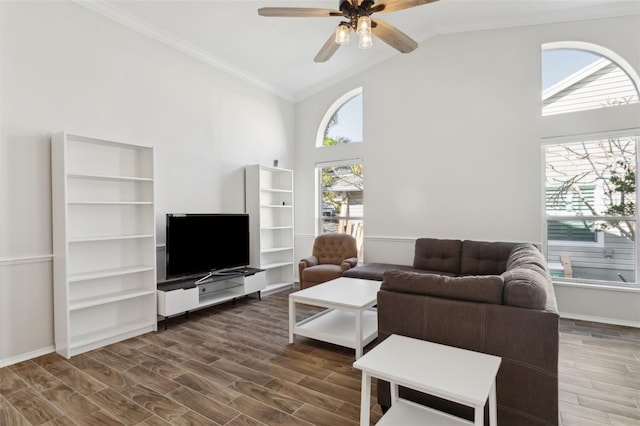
[273,159,279,167]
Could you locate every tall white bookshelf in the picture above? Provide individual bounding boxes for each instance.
[245,165,294,295]
[51,132,157,358]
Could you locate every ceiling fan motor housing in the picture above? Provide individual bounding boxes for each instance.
[339,0,377,17]
[340,0,379,31]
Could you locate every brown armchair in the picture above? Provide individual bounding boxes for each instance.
[299,233,358,289]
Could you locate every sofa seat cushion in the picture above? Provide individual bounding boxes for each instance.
[381,270,504,304]
[413,238,463,275]
[342,263,454,281]
[460,240,519,276]
[501,267,548,309]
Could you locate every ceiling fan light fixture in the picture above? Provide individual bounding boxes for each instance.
[335,23,350,44]
[258,0,438,62]
[358,32,373,49]
[356,15,371,35]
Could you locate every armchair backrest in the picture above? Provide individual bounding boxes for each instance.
[312,233,358,265]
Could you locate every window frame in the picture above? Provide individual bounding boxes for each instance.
[316,159,364,231]
[542,132,639,287]
[315,159,364,260]
[541,41,640,289]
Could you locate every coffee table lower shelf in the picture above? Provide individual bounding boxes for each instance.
[293,309,377,352]
[378,399,473,426]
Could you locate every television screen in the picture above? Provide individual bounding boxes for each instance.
[166,213,250,279]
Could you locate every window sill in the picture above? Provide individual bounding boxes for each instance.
[553,280,640,293]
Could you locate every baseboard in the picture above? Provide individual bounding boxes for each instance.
[560,312,640,329]
[0,345,55,368]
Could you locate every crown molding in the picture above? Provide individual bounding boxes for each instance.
[72,0,295,102]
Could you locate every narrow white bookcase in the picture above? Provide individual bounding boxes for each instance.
[245,165,294,295]
[51,132,157,358]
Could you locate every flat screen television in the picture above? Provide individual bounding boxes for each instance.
[165,213,250,280]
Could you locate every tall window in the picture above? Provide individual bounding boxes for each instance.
[544,137,637,284]
[542,43,640,287]
[316,88,365,260]
[318,162,364,259]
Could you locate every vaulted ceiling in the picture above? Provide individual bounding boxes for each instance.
[84,1,640,101]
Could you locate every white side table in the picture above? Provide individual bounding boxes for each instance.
[353,334,501,426]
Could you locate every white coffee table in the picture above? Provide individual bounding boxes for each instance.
[353,334,502,426]
[289,277,381,359]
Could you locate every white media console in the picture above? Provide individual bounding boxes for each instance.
[157,268,265,328]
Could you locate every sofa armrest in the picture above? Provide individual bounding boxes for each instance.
[341,257,358,271]
[298,256,318,281]
[300,256,319,267]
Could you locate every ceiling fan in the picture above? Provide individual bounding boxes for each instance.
[258,0,440,63]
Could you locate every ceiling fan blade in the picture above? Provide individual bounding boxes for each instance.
[314,32,341,63]
[373,0,439,14]
[258,7,342,17]
[371,19,418,53]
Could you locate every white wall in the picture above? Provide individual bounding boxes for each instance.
[0,1,294,365]
[294,15,640,326]
[1,5,637,366]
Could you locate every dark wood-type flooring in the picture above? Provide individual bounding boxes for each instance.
[1,289,639,425]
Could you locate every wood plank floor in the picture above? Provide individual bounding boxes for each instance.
[1,289,639,426]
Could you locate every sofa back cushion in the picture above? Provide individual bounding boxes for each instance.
[506,243,547,274]
[312,233,358,265]
[460,240,519,276]
[413,238,462,275]
[381,270,504,304]
[501,243,550,310]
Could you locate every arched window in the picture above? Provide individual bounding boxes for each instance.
[542,42,640,287]
[315,88,365,260]
[316,87,363,147]
[542,42,639,116]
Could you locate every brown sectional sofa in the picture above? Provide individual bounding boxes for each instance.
[345,238,559,426]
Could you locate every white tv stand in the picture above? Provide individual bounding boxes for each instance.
[157,268,265,329]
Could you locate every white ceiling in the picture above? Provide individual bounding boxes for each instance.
[81,0,640,101]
